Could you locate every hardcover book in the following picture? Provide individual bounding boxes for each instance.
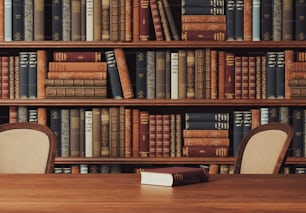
[140,166,209,187]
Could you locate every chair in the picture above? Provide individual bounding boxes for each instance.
[233,122,294,174]
[0,122,57,174]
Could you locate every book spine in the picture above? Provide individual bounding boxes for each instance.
[260,0,273,40]
[44,79,106,86]
[62,0,71,41]
[150,0,164,41]
[1,56,8,99]
[155,50,166,98]
[183,129,229,138]
[185,112,229,122]
[28,51,37,98]
[24,0,33,41]
[92,108,101,157]
[157,0,171,41]
[266,51,277,99]
[248,56,256,99]
[19,52,29,99]
[85,110,93,157]
[182,146,228,157]
[4,0,12,41]
[93,0,102,41]
[135,51,147,98]
[186,50,195,99]
[243,0,252,41]
[60,109,70,157]
[234,0,244,40]
[132,0,139,41]
[124,108,131,157]
[282,0,293,40]
[110,0,119,41]
[275,51,285,99]
[53,51,102,62]
[114,48,134,99]
[101,107,110,157]
[272,0,282,41]
[47,71,107,79]
[70,109,80,157]
[292,109,304,156]
[162,114,170,157]
[80,0,86,40]
[139,111,149,157]
[183,138,230,146]
[162,0,179,40]
[170,51,179,99]
[146,50,155,99]
[155,114,163,157]
[241,56,249,99]
[86,0,93,41]
[79,108,85,157]
[178,50,187,99]
[225,52,235,99]
[149,114,156,157]
[71,0,81,41]
[125,0,132,41]
[45,87,107,97]
[12,0,24,40]
[102,0,110,40]
[34,0,44,41]
[252,0,260,41]
[52,0,62,41]
[48,62,107,72]
[139,0,150,41]
[132,109,140,157]
[50,109,61,156]
[218,51,225,99]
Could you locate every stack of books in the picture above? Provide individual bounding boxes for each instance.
[45,51,107,98]
[181,0,226,41]
[183,112,230,157]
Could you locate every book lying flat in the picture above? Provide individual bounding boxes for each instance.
[140,166,209,187]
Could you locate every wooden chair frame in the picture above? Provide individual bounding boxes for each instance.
[0,122,57,173]
[233,122,294,174]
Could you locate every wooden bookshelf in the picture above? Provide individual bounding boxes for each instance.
[1,0,306,174]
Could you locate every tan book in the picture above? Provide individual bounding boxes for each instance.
[102,0,110,40]
[125,0,132,41]
[132,109,140,157]
[183,129,229,138]
[110,0,119,41]
[119,0,126,41]
[47,71,107,79]
[114,48,134,98]
[182,23,226,31]
[44,79,106,86]
[34,0,44,40]
[71,0,81,40]
[37,50,48,99]
[124,108,132,157]
[70,109,80,157]
[181,15,226,23]
[210,50,217,99]
[157,0,171,41]
[110,107,120,157]
[132,0,139,41]
[45,86,107,97]
[183,137,230,147]
[93,0,101,41]
[178,50,187,99]
[48,61,107,72]
[186,49,195,99]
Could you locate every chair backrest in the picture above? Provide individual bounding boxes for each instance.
[233,122,294,174]
[0,122,57,174]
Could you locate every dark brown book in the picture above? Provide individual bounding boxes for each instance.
[114,48,134,99]
[183,129,229,138]
[139,111,149,157]
[132,0,139,41]
[162,0,179,40]
[48,61,107,72]
[53,51,102,62]
[155,114,163,157]
[182,146,228,157]
[47,71,107,79]
[243,0,252,41]
[155,50,166,98]
[150,0,164,40]
[44,79,106,86]
[210,50,217,99]
[181,30,226,41]
[119,0,126,41]
[149,114,156,157]
[218,51,225,99]
[186,49,195,99]
[101,107,110,157]
[37,50,48,99]
[132,109,140,157]
[224,52,235,99]
[241,56,249,99]
[183,138,230,147]
[195,49,205,99]
[162,114,170,157]
[282,0,294,40]
[255,55,262,99]
[205,48,211,99]
[45,86,107,98]
[248,56,256,99]
[110,0,119,41]
[140,166,209,187]
[139,0,150,41]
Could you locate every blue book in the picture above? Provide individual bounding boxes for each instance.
[260,0,273,40]
[226,0,235,41]
[28,51,37,98]
[12,0,24,40]
[275,51,285,99]
[19,52,29,99]
[234,0,244,40]
[266,52,277,99]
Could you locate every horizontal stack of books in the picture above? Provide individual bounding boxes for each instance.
[183,112,230,157]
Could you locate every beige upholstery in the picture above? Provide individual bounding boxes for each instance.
[0,122,57,174]
[234,122,294,174]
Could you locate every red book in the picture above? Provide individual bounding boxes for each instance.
[140,166,209,187]
[182,146,228,157]
[139,0,150,41]
[225,52,235,99]
[150,0,164,40]
[139,111,149,157]
[53,51,102,62]
[234,56,242,99]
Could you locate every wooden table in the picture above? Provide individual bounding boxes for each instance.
[0,174,306,212]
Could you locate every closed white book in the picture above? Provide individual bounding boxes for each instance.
[85,110,93,157]
[4,0,12,41]
[86,0,93,41]
[170,52,178,99]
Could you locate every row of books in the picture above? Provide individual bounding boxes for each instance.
[2,48,306,100]
[0,0,179,42]
[7,105,306,158]
[54,164,123,174]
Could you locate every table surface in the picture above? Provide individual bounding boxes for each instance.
[0,173,306,212]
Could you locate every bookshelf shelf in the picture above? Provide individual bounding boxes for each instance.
[1,41,306,49]
[54,157,306,165]
[2,99,306,107]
